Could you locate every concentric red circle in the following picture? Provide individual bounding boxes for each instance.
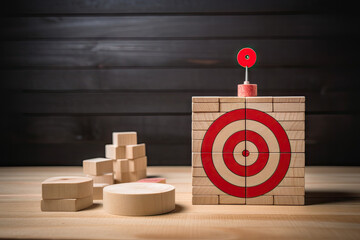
[237,48,257,68]
[201,109,291,198]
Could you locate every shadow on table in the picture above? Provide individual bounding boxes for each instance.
[306,190,360,205]
[85,203,102,210]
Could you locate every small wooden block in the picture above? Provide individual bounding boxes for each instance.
[83,158,113,176]
[192,122,212,130]
[192,153,202,167]
[112,132,137,146]
[192,130,206,140]
[279,121,305,131]
[266,187,305,196]
[219,97,245,103]
[192,177,214,186]
[192,102,219,112]
[286,131,305,140]
[126,144,146,159]
[105,144,126,159]
[246,96,273,103]
[192,140,202,152]
[286,168,305,177]
[192,167,207,177]
[114,172,131,183]
[219,195,245,204]
[192,186,225,195]
[268,112,305,121]
[246,102,273,112]
[278,177,305,187]
[290,153,305,167]
[129,169,147,182]
[128,156,147,172]
[93,183,109,200]
[137,178,166,183]
[192,97,219,103]
[220,102,245,112]
[87,173,114,185]
[192,195,219,205]
[192,112,223,121]
[103,183,175,216]
[290,140,305,152]
[41,195,93,212]
[246,196,273,205]
[113,159,130,183]
[274,196,305,205]
[273,96,305,103]
[273,103,305,112]
[42,176,93,200]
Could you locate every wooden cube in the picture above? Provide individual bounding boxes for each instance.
[83,158,113,176]
[191,96,306,205]
[87,173,114,185]
[41,195,93,212]
[126,144,146,159]
[128,156,147,172]
[114,159,130,183]
[42,176,93,200]
[112,132,137,146]
[93,183,109,200]
[105,144,125,159]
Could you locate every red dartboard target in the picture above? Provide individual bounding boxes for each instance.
[201,109,291,198]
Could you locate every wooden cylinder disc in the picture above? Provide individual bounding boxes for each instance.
[103,183,175,216]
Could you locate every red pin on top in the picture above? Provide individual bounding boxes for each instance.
[237,47,258,97]
[237,48,257,68]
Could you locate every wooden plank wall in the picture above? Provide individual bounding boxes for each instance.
[1,0,359,166]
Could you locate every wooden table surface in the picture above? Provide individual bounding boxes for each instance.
[0,166,360,240]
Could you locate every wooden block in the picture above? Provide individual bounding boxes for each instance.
[114,172,131,183]
[192,177,214,186]
[266,187,305,196]
[83,158,113,176]
[192,195,219,205]
[192,121,212,130]
[274,196,305,205]
[192,97,219,103]
[129,169,147,182]
[273,96,305,103]
[93,183,109,200]
[246,196,274,205]
[42,176,93,200]
[278,177,305,187]
[273,103,305,112]
[219,97,245,103]
[286,131,305,140]
[220,102,245,112]
[246,96,273,103]
[192,167,207,177]
[41,195,93,212]
[290,153,305,167]
[103,183,175,216]
[279,121,305,131]
[219,195,245,204]
[268,112,305,121]
[137,178,166,183]
[192,153,202,167]
[126,143,146,159]
[286,168,305,177]
[192,102,219,112]
[192,186,225,195]
[113,159,130,183]
[128,156,147,172]
[105,144,125,160]
[246,102,273,112]
[192,112,223,121]
[87,173,114,185]
[112,132,137,146]
[192,130,206,140]
[290,140,305,152]
[192,140,202,152]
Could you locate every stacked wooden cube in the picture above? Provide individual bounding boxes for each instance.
[106,132,147,183]
[83,158,114,200]
[41,176,93,211]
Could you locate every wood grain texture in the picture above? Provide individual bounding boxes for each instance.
[0,166,360,239]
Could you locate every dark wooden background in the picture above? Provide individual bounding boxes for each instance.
[1,0,359,166]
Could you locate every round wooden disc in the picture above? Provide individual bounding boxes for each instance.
[103,183,175,216]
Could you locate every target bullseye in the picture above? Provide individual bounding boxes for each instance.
[201,109,291,198]
[237,48,257,68]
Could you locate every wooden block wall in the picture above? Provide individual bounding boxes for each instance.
[192,96,305,205]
